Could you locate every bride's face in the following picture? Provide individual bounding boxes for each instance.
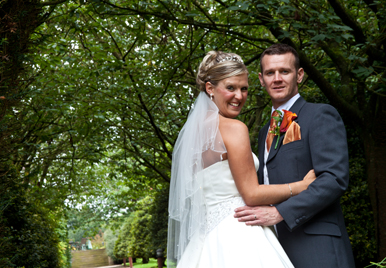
[206,73,249,118]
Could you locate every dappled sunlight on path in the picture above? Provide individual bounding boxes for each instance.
[91,265,122,268]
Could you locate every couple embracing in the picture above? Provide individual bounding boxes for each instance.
[167,44,355,268]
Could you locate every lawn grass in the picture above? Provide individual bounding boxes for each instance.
[131,258,158,268]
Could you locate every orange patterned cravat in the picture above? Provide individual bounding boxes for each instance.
[266,110,280,152]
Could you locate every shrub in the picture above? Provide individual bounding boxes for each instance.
[0,164,61,268]
[148,186,168,257]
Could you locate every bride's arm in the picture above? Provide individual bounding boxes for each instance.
[219,117,315,206]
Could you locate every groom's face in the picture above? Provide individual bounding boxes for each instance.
[259,53,304,109]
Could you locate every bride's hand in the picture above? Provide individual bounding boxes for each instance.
[290,170,316,196]
[302,169,316,187]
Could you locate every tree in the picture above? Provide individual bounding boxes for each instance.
[148,186,169,256]
[341,122,377,266]
[113,196,155,264]
[127,197,153,263]
[105,228,120,263]
[46,0,382,259]
[0,1,73,267]
[13,0,385,262]
[0,163,62,268]
[114,215,133,261]
[0,0,43,121]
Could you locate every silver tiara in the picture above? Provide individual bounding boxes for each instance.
[218,56,244,64]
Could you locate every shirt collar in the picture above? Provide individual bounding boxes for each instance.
[271,93,301,116]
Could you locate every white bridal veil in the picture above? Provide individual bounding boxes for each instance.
[167,92,227,267]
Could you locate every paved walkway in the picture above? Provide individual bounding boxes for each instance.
[92,265,123,268]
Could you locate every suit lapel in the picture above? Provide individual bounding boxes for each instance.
[266,96,307,163]
[287,96,306,115]
[267,134,285,162]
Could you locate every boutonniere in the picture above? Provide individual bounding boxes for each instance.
[270,109,298,149]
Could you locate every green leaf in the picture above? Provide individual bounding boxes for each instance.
[311,34,327,41]
[351,66,374,77]
[227,6,240,10]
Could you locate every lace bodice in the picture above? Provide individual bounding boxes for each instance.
[201,153,259,233]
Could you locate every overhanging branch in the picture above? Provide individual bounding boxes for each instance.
[327,0,366,44]
[38,0,68,6]
[137,93,173,160]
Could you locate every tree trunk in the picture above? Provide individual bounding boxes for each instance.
[364,137,386,260]
[363,96,386,260]
[0,0,42,117]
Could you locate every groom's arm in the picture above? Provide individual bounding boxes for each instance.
[276,104,349,230]
[235,104,349,229]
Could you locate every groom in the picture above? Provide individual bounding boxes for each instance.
[234,44,355,267]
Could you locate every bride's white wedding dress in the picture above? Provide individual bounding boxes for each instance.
[177,153,294,268]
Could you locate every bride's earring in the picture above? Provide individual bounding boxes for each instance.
[210,94,214,101]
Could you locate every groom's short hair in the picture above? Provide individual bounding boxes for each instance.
[260,44,300,73]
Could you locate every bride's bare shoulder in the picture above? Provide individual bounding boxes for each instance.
[218,116,249,140]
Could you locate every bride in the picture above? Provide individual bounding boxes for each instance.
[167,51,316,268]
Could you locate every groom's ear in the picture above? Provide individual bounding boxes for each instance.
[258,73,266,87]
[297,68,304,84]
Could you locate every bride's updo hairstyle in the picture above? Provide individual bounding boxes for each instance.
[196,51,248,94]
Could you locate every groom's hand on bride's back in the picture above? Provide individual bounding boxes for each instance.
[234,205,284,226]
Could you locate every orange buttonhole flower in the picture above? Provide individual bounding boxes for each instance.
[280,110,297,133]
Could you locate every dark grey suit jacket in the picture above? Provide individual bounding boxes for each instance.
[258,97,355,268]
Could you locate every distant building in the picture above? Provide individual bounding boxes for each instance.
[70,238,93,251]
[80,238,93,250]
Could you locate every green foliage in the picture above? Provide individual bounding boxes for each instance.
[127,197,153,259]
[340,121,377,267]
[114,215,134,259]
[109,186,168,261]
[0,0,384,264]
[105,228,120,261]
[0,0,43,113]
[342,156,376,266]
[58,241,72,268]
[0,164,61,268]
[67,206,105,241]
[367,257,386,268]
[113,195,156,261]
[89,230,105,249]
[148,186,169,256]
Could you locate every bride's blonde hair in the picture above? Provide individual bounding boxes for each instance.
[196,51,248,94]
